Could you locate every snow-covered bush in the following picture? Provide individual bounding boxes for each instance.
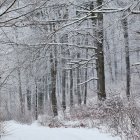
[67,96,140,139]
[0,121,7,137]
[38,114,53,126]
[38,115,64,127]
[38,96,140,139]
[0,113,7,137]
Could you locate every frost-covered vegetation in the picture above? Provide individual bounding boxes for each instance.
[0,0,140,139]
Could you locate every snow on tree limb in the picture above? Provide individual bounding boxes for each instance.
[78,77,98,86]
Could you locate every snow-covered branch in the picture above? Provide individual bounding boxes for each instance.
[78,77,98,86]
[48,43,97,49]
[131,10,140,14]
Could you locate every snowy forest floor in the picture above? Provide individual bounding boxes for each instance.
[1,121,120,140]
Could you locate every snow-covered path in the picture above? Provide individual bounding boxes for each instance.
[2,121,120,140]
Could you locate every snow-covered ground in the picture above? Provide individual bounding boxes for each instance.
[1,121,120,140]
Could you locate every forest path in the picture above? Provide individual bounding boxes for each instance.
[2,121,120,140]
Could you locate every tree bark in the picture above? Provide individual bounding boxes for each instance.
[35,79,38,120]
[95,0,106,101]
[122,13,130,99]
[77,52,82,105]
[17,66,24,115]
[62,67,66,110]
[70,67,73,107]
[26,89,31,111]
[50,49,58,117]
[84,49,88,104]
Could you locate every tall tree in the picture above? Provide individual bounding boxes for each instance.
[77,52,82,105]
[70,66,73,106]
[35,78,38,120]
[122,12,130,99]
[84,49,88,104]
[50,48,58,117]
[95,0,106,100]
[62,49,66,111]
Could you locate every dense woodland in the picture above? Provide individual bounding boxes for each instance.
[0,0,140,139]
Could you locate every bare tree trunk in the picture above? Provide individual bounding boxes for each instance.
[17,67,24,115]
[105,32,114,82]
[84,49,88,104]
[122,13,130,99]
[95,0,106,101]
[26,89,31,111]
[112,29,118,82]
[77,52,82,105]
[50,49,58,117]
[15,28,25,116]
[60,34,68,110]
[38,92,44,115]
[62,46,66,111]
[35,79,38,120]
[70,67,73,107]
[62,67,66,111]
